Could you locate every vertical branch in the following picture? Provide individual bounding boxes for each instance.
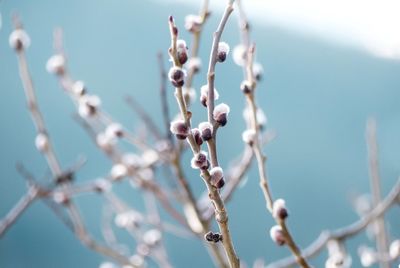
[235,2,310,267]
[185,0,210,91]
[366,118,390,268]
[168,12,240,267]
[157,52,173,143]
[13,19,62,177]
[206,1,234,167]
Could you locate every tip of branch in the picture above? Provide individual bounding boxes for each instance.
[11,12,22,29]
[168,15,174,23]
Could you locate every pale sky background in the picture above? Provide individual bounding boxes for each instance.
[173,0,400,60]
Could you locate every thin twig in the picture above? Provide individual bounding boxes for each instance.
[124,95,163,140]
[185,0,210,93]
[366,118,390,268]
[0,185,39,237]
[157,52,173,143]
[235,3,309,266]
[266,177,400,268]
[205,0,234,168]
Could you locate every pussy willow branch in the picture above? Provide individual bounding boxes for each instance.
[14,28,62,177]
[11,21,141,267]
[168,10,240,267]
[51,29,191,232]
[74,114,190,230]
[185,0,209,92]
[206,0,234,168]
[366,118,390,268]
[266,177,400,268]
[235,2,310,267]
[0,185,40,237]
[199,131,276,221]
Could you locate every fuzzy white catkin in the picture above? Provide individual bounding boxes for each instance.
[141,150,159,166]
[9,29,31,49]
[110,164,128,180]
[242,129,256,144]
[218,41,230,54]
[143,229,162,246]
[358,246,376,267]
[96,132,115,151]
[122,153,143,169]
[183,87,197,104]
[243,107,267,126]
[129,255,144,267]
[105,123,124,139]
[253,62,264,78]
[389,239,400,259]
[210,166,223,180]
[269,225,284,245]
[52,191,68,204]
[177,39,187,50]
[233,44,247,66]
[46,54,66,74]
[78,94,101,118]
[187,57,201,71]
[114,211,142,229]
[272,198,287,219]
[184,14,202,32]
[213,103,230,118]
[94,178,112,192]
[35,133,49,152]
[198,121,213,133]
[200,85,219,100]
[325,253,352,268]
[72,80,85,96]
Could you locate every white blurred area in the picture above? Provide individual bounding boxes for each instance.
[172,0,400,60]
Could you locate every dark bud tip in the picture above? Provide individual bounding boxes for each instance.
[240,81,252,94]
[200,160,210,170]
[215,178,225,189]
[173,26,178,36]
[178,52,188,65]
[205,231,214,242]
[201,129,212,141]
[204,231,222,243]
[217,52,227,63]
[278,208,288,220]
[175,134,187,140]
[192,129,203,146]
[201,96,208,107]
[169,15,174,22]
[216,114,227,127]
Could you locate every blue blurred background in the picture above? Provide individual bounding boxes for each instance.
[1,0,400,267]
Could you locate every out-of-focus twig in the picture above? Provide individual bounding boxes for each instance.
[266,177,400,268]
[366,118,390,268]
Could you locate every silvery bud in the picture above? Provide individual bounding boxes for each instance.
[191,151,209,170]
[272,199,288,220]
[198,122,213,141]
[217,42,230,63]
[9,29,31,50]
[270,225,285,246]
[213,103,230,126]
[170,119,189,140]
[168,66,185,87]
[210,166,225,188]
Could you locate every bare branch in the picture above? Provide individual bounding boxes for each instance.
[266,177,400,268]
[366,118,390,268]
